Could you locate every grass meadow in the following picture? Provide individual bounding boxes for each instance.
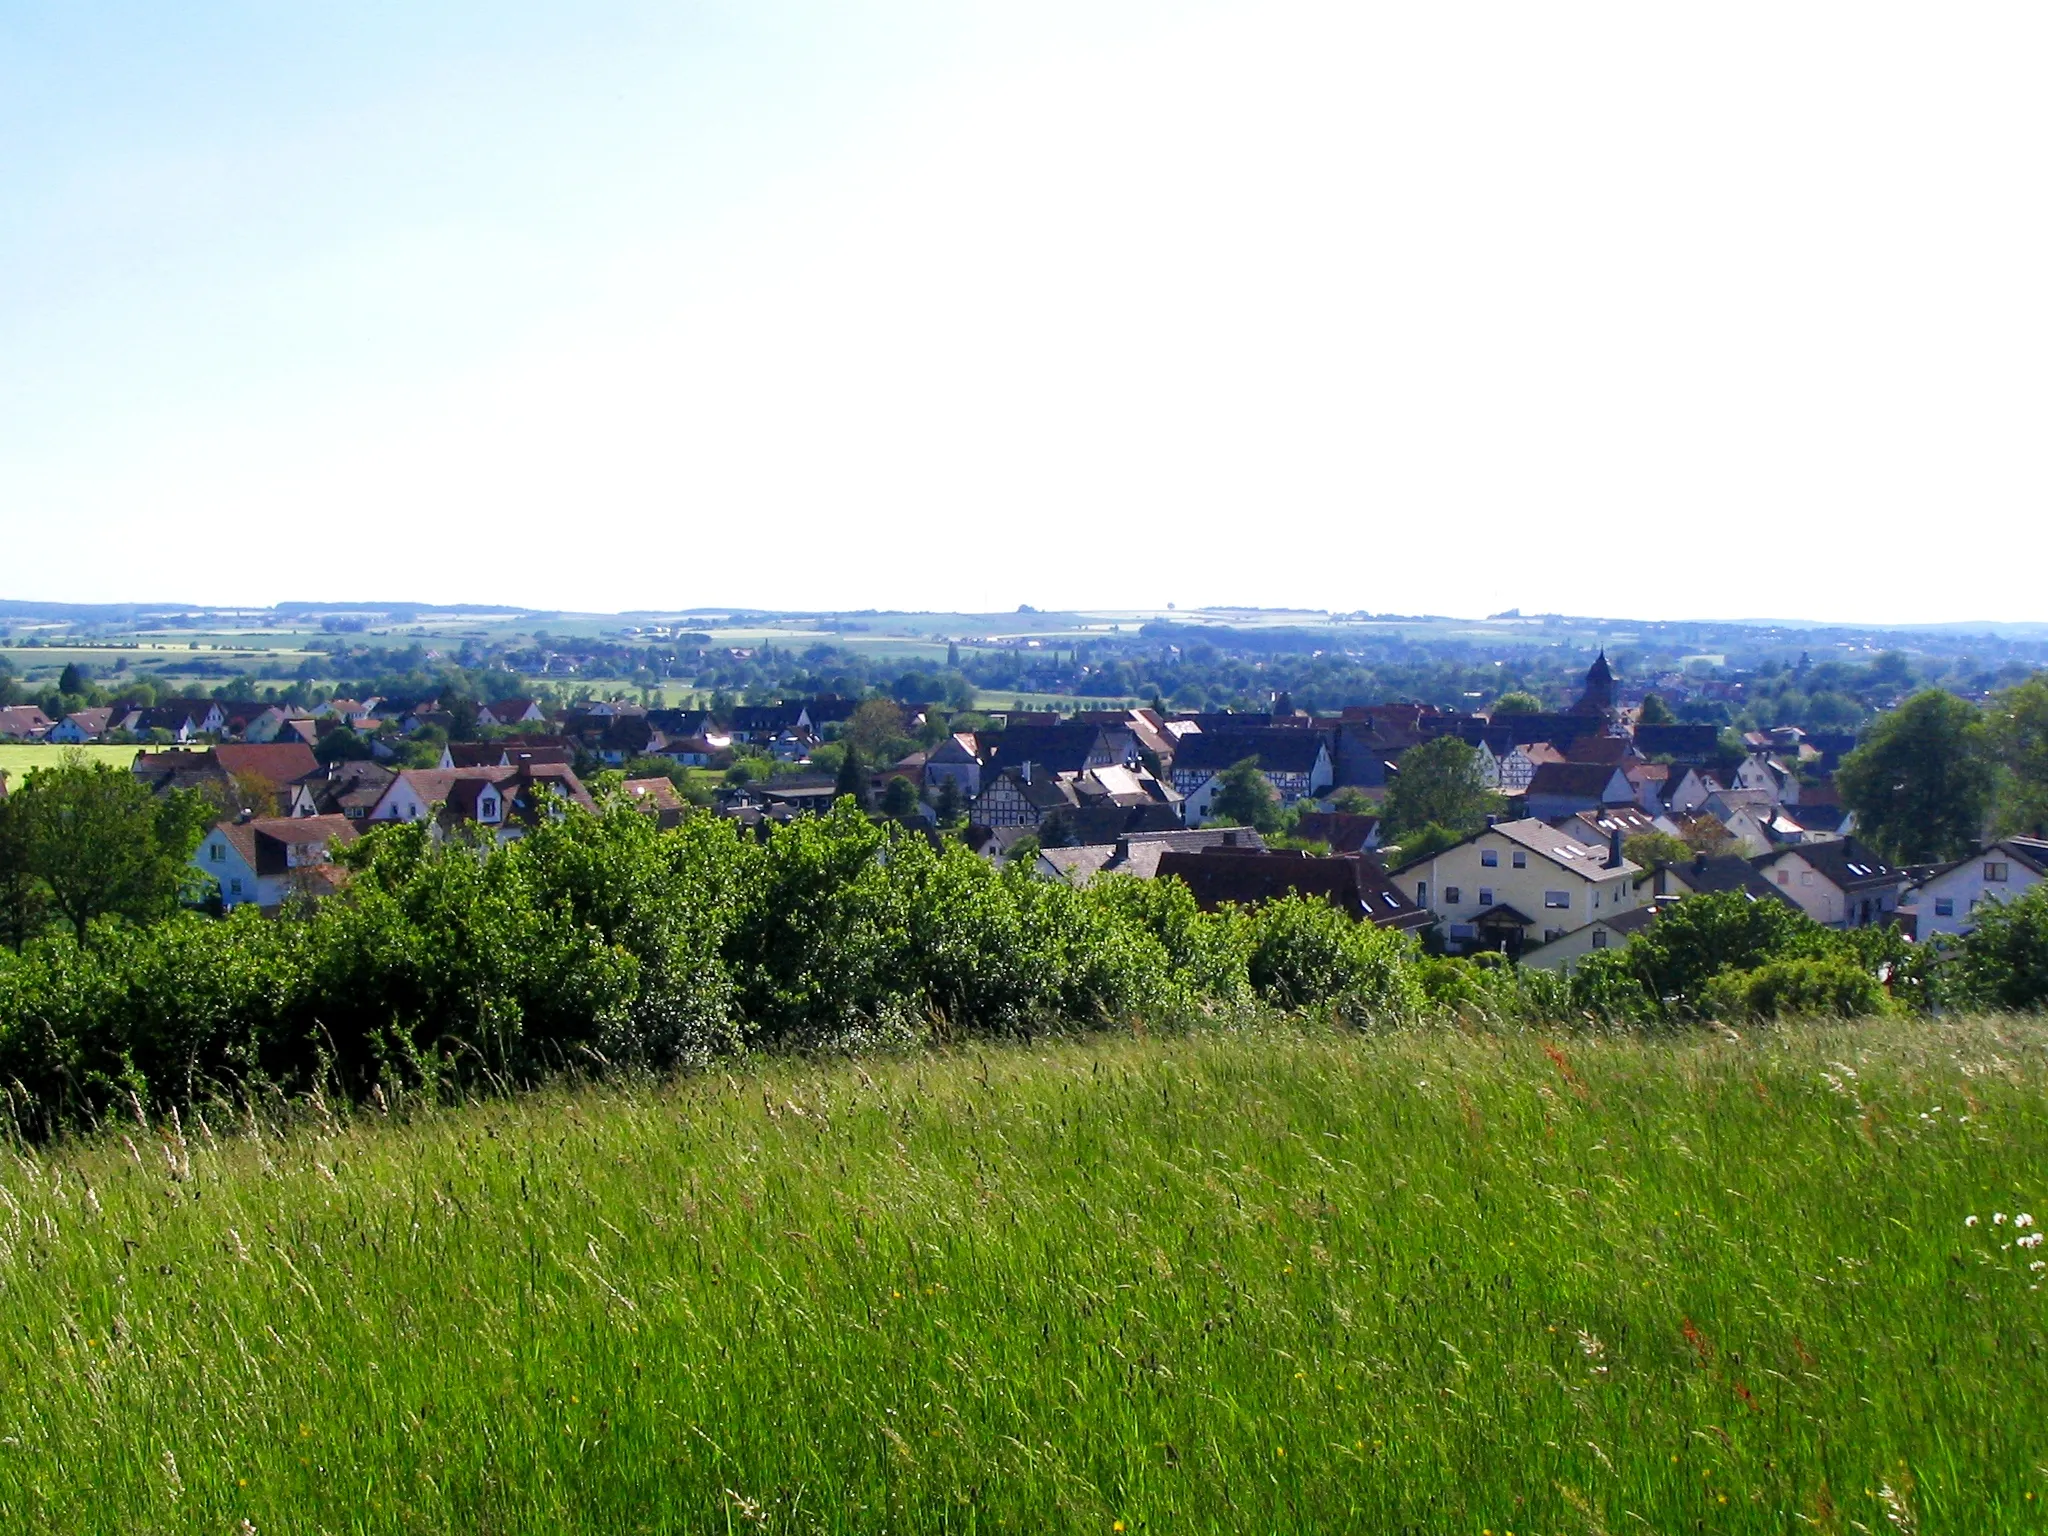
[0,743,143,779]
[1,1015,2044,1532]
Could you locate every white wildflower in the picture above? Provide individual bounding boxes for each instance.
[2019,1232,2043,1250]
[1996,1212,2008,1225]
[2017,1213,2035,1229]
[2031,1261,2045,1273]
[1966,1215,1979,1227]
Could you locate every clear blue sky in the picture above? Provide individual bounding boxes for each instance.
[4,3,2044,620]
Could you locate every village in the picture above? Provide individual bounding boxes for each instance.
[6,649,2037,969]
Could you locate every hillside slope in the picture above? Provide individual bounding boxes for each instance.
[2,1017,2044,1531]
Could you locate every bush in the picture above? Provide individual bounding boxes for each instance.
[1950,885,2048,1012]
[1243,896,1421,1024]
[1699,955,1892,1021]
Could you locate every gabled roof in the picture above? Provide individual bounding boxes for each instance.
[1171,729,1328,776]
[1659,853,1795,905]
[1753,839,1904,892]
[1394,816,1639,881]
[1526,762,1632,801]
[214,743,320,788]
[1291,811,1381,854]
[214,814,359,877]
[1154,849,1430,929]
[983,724,1126,777]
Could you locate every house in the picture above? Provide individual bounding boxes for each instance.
[1291,811,1382,854]
[1524,762,1635,822]
[1035,801,1188,849]
[194,815,357,910]
[1632,724,1722,759]
[477,697,544,727]
[1902,838,2048,940]
[238,706,292,743]
[47,707,113,743]
[1036,827,1268,886]
[1521,902,1670,971]
[922,733,985,801]
[1640,851,1796,907]
[982,724,1137,780]
[1733,754,1800,806]
[1750,840,1908,929]
[1701,790,1778,857]
[1153,848,1431,931]
[1171,730,1334,824]
[1555,803,1664,849]
[286,759,395,820]
[619,776,689,829]
[1392,818,1641,957]
[132,743,319,815]
[440,740,577,769]
[972,766,1084,829]
[368,764,596,839]
[1648,764,1712,818]
[0,705,55,740]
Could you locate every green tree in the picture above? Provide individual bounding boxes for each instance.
[835,746,873,812]
[1636,693,1675,726]
[880,774,921,822]
[1381,737,1493,839]
[57,662,88,697]
[1211,758,1282,834]
[846,698,905,760]
[1623,831,1693,871]
[1490,691,1542,716]
[1835,689,1996,863]
[934,776,965,828]
[1986,674,2048,837]
[11,759,211,940]
[0,790,51,950]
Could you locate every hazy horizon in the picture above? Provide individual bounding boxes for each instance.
[5,3,2044,622]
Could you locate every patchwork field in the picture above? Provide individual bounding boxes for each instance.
[1,1016,2043,1532]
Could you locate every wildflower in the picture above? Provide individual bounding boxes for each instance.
[1965,1215,1979,1227]
[2018,1213,2036,1229]
[1113,1523,1125,1533]
[1996,1213,2008,1225]
[2021,1232,2045,1249]
[2031,1261,2045,1273]
[1275,1446,1285,1459]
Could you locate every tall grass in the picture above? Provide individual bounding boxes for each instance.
[1,1014,2044,1532]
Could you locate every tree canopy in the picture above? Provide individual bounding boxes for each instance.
[2,759,211,941]
[1381,737,1494,840]
[1836,689,1996,863]
[1211,758,1283,834]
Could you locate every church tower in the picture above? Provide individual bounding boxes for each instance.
[1571,650,1616,718]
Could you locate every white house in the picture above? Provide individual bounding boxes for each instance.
[1173,731,1333,825]
[1751,840,1908,929]
[47,708,113,744]
[1902,838,2048,940]
[241,706,292,743]
[195,815,357,909]
[1521,902,1668,971]
[478,697,544,726]
[1393,817,1641,957]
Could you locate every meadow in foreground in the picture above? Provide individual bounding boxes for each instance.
[1,1015,2044,1533]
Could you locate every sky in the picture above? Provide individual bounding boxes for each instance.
[3,2,2044,623]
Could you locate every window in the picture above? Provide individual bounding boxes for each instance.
[1445,886,1462,905]
[1415,882,1428,905]
[1986,862,2010,883]
[1480,849,1499,867]
[1543,928,1564,943]
[209,843,225,863]
[1935,897,1955,917]
[229,878,243,896]
[1478,888,1494,906]
[1800,871,1813,887]
[1544,890,1570,909]
[1512,851,1527,869]
[1777,870,1789,885]
[1591,929,1609,949]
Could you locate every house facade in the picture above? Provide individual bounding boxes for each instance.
[195,815,357,909]
[1393,818,1641,956]
[1751,840,1907,928]
[1902,839,2048,940]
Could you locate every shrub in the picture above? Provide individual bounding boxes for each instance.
[1950,885,2048,1012]
[1699,955,1892,1021]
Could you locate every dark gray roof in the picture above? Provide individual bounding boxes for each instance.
[1172,729,1327,775]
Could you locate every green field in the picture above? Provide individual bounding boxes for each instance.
[0,742,143,778]
[1,1015,2042,1531]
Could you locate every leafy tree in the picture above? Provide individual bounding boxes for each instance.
[835,746,873,812]
[1211,758,1282,834]
[0,791,51,950]
[880,774,922,822]
[1330,786,1378,816]
[1382,822,1463,867]
[11,759,210,940]
[846,698,905,759]
[1986,674,2048,837]
[1835,689,1996,863]
[1003,832,1041,868]
[315,729,373,765]
[1381,737,1493,839]
[1623,832,1693,871]
[1622,891,1837,1013]
[1950,883,2048,1012]
[1636,693,1675,726]
[1490,691,1542,716]
[934,776,964,828]
[57,663,88,697]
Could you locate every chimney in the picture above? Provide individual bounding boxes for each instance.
[1607,827,1624,869]
[1020,760,1031,784]
[1485,812,1498,827]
